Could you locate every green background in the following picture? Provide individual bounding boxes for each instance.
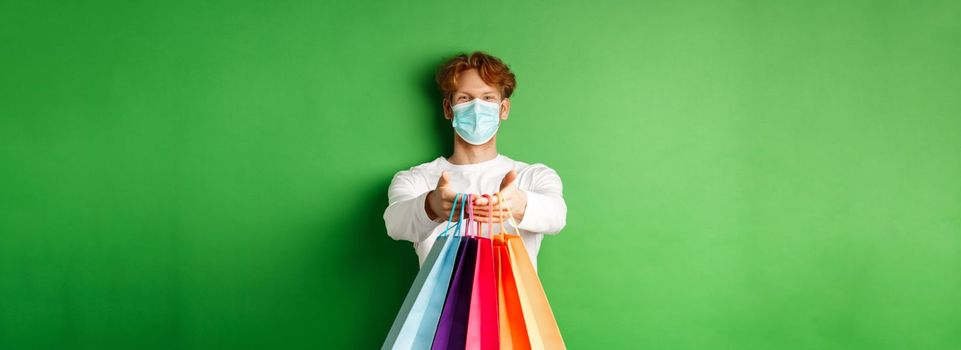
[2,0,959,348]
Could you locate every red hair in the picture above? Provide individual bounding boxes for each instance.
[435,51,517,101]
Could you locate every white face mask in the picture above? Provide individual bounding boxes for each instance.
[451,98,501,145]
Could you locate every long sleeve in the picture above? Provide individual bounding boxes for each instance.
[515,165,567,234]
[383,170,442,243]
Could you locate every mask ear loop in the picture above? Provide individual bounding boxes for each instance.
[495,191,522,236]
[440,193,462,237]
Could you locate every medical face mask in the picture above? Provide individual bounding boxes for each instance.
[451,98,502,145]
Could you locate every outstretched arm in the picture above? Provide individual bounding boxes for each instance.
[473,166,567,234]
[383,170,462,242]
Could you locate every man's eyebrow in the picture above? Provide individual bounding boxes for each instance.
[455,90,499,95]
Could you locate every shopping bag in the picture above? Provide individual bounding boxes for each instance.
[499,192,566,350]
[495,226,530,350]
[465,195,500,350]
[432,195,479,350]
[382,193,469,350]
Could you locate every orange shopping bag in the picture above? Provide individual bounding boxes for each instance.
[494,227,530,349]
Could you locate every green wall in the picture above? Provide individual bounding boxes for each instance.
[2,0,959,348]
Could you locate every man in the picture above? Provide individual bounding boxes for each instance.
[382,51,567,271]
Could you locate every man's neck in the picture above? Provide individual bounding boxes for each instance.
[447,136,498,165]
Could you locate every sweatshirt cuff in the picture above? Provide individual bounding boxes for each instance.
[515,189,543,232]
[415,190,439,226]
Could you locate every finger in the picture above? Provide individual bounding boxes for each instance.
[473,212,508,220]
[476,194,491,207]
[473,218,506,224]
[499,170,518,192]
[476,194,512,207]
[474,204,502,216]
[472,195,490,206]
[480,202,510,211]
[436,171,451,189]
[471,207,506,218]
[490,192,513,206]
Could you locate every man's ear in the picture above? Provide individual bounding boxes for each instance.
[442,98,452,120]
[500,98,510,120]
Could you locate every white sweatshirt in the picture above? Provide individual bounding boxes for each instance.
[382,154,567,270]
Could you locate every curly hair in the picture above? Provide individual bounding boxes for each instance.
[435,51,517,101]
